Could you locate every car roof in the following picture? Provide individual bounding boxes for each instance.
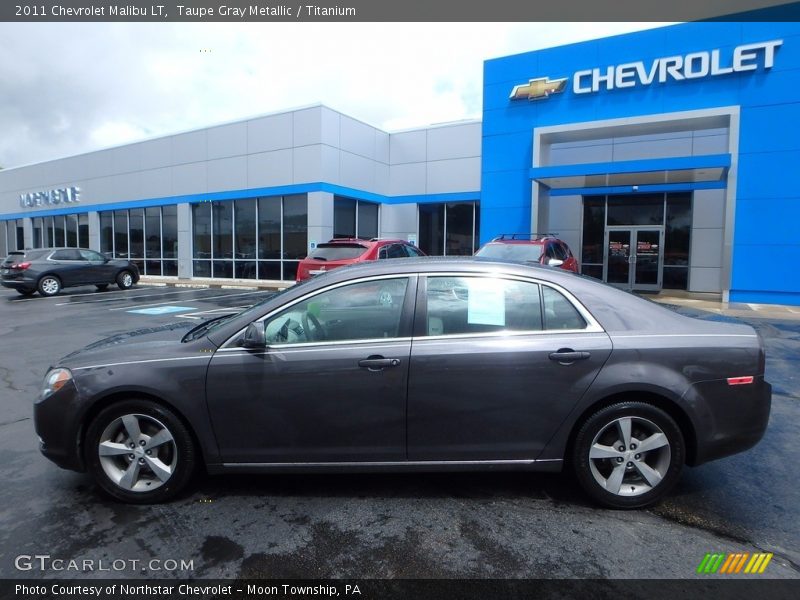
[322,238,408,246]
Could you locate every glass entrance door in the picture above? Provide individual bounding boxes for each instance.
[604,228,664,291]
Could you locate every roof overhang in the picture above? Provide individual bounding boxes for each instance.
[530,154,731,190]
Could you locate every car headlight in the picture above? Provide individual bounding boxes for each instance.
[41,368,73,399]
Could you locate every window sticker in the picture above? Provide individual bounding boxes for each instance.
[467,278,506,326]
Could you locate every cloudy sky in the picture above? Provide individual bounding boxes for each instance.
[0,22,669,169]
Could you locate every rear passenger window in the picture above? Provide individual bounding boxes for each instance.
[424,276,542,336]
[51,249,83,260]
[542,286,586,330]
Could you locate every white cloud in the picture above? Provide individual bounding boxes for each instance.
[0,22,671,167]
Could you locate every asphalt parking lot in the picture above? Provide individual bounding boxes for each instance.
[0,283,798,580]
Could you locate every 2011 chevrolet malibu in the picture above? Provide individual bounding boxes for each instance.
[34,258,771,508]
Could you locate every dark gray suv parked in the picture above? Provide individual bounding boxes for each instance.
[1,248,140,297]
[34,258,770,507]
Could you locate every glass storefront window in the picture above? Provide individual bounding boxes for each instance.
[357,201,379,239]
[258,197,281,259]
[78,214,89,248]
[162,206,178,259]
[283,194,308,261]
[193,195,308,280]
[334,197,357,238]
[419,202,480,256]
[66,214,78,247]
[100,206,179,275]
[581,193,693,290]
[54,216,65,247]
[100,212,113,254]
[334,197,378,239]
[607,194,664,226]
[113,211,128,258]
[0,221,7,256]
[445,202,475,256]
[192,203,212,260]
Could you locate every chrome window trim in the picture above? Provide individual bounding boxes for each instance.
[216,339,413,354]
[219,269,605,349]
[421,272,605,335]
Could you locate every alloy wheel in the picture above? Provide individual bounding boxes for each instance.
[97,413,177,492]
[587,416,671,497]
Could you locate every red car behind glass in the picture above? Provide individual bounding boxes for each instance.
[474,234,580,273]
[296,238,426,282]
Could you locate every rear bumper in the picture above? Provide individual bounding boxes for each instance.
[688,377,772,466]
[1,278,34,289]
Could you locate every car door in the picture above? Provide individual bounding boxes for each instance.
[205,275,417,463]
[48,249,88,286]
[407,274,612,461]
[79,249,114,283]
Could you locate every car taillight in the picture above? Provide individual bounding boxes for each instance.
[727,376,754,386]
[12,262,31,270]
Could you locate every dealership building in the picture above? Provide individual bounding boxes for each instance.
[1,21,798,305]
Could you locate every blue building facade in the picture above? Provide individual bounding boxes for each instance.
[481,22,800,305]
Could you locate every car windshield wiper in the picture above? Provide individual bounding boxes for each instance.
[182,314,236,342]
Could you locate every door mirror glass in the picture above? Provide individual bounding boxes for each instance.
[547,258,564,267]
[243,322,266,348]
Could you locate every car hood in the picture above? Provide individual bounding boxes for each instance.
[56,321,201,369]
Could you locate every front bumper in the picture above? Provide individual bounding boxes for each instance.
[33,378,86,472]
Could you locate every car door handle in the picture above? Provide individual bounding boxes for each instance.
[548,350,591,363]
[358,356,401,371]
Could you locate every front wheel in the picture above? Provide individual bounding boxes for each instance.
[116,270,134,290]
[572,402,684,509]
[96,283,109,291]
[84,400,196,503]
[16,289,35,296]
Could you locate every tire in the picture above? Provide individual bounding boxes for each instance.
[84,399,197,504]
[116,270,134,290]
[96,284,109,291]
[572,402,684,509]
[16,289,35,296]
[37,275,62,297]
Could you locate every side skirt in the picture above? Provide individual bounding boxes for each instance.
[207,458,563,475]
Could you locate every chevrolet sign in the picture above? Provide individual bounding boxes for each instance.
[20,186,81,209]
[510,39,782,100]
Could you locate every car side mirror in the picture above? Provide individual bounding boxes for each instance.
[242,322,266,348]
[547,258,564,267]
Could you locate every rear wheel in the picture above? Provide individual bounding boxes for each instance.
[37,275,61,297]
[84,399,196,503]
[116,270,134,290]
[572,402,684,509]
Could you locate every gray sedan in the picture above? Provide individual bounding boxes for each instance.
[34,258,771,508]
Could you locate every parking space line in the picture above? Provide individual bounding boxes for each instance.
[55,287,227,307]
[177,306,251,319]
[107,290,267,311]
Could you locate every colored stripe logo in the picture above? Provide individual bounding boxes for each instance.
[697,552,773,574]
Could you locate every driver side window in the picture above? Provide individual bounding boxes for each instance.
[264,277,409,345]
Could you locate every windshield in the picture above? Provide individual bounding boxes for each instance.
[475,243,544,263]
[307,244,367,261]
[181,276,323,342]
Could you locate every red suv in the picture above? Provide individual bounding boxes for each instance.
[296,238,426,282]
[474,233,580,273]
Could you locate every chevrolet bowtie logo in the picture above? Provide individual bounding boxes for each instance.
[509,77,568,100]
